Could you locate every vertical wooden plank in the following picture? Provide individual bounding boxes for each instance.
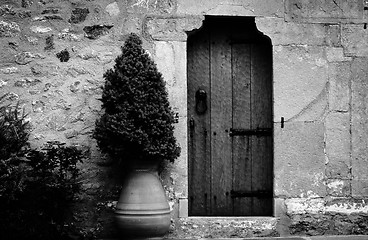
[210,27,233,216]
[250,43,273,216]
[231,43,252,216]
[187,28,212,216]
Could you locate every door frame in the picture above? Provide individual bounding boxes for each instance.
[151,13,277,219]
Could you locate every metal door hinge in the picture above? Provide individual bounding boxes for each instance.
[230,190,273,199]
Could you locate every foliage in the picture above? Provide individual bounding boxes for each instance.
[94,33,180,166]
[0,141,84,240]
[0,98,29,160]
[0,97,84,239]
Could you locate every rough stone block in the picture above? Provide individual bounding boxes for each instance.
[273,45,328,122]
[285,0,363,23]
[285,197,325,215]
[328,62,351,112]
[325,112,351,179]
[122,14,142,35]
[256,17,327,46]
[326,47,351,62]
[326,179,351,197]
[0,20,21,37]
[14,77,42,88]
[64,129,79,139]
[154,41,187,113]
[32,100,46,113]
[177,0,284,17]
[352,179,368,197]
[274,198,292,236]
[0,4,16,15]
[154,41,188,198]
[205,4,259,16]
[0,67,18,74]
[69,8,89,24]
[146,16,204,41]
[351,58,368,181]
[0,79,7,88]
[326,161,351,180]
[83,25,113,40]
[325,197,368,214]
[105,2,120,17]
[286,197,368,216]
[274,198,286,217]
[57,28,83,42]
[178,198,188,217]
[342,24,368,57]
[326,24,341,47]
[128,0,175,14]
[30,25,52,33]
[274,121,326,197]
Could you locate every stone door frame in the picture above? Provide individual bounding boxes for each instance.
[148,9,277,218]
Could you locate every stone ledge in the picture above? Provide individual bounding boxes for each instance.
[167,217,279,239]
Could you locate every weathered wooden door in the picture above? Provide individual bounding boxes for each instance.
[188,17,273,216]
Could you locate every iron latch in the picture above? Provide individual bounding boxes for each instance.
[230,190,273,199]
[229,127,272,137]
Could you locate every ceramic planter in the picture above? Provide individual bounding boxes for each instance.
[115,168,171,238]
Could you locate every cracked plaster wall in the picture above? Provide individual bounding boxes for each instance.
[1,0,368,238]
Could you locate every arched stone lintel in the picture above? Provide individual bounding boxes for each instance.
[144,13,279,45]
[145,15,204,41]
[203,4,277,43]
[205,4,256,17]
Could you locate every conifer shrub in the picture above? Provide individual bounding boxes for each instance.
[93,33,180,167]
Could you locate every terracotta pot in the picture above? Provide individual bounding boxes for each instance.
[115,168,171,238]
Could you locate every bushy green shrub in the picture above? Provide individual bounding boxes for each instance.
[0,96,84,239]
[94,33,180,166]
[0,141,84,240]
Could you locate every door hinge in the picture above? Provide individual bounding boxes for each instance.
[230,190,273,199]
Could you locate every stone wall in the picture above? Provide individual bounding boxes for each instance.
[1,0,368,238]
[261,0,368,236]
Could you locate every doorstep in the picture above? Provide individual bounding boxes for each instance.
[166,217,279,239]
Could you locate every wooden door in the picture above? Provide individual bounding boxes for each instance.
[188,17,273,216]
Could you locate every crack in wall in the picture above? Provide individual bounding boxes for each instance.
[287,81,329,122]
[332,0,344,12]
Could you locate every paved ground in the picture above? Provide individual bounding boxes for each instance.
[167,236,368,240]
[190,236,368,240]
[104,235,368,240]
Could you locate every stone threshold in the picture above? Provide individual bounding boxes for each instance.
[165,217,279,239]
[179,216,279,231]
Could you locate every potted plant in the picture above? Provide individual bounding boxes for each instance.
[93,33,180,238]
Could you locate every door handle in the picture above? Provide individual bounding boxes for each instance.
[189,117,195,129]
[195,89,207,114]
